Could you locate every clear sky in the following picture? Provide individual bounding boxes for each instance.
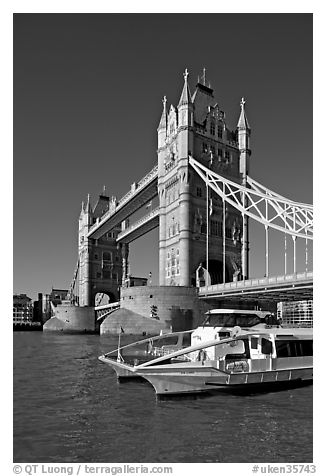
[13,13,312,300]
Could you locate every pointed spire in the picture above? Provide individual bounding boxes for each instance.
[79,201,85,217]
[86,193,92,213]
[237,97,250,130]
[178,68,192,106]
[197,67,208,86]
[158,95,167,131]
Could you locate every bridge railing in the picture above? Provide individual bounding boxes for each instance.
[199,271,313,294]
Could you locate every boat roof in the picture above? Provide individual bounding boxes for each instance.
[205,309,271,315]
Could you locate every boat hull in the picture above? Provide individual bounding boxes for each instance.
[138,366,313,395]
[98,356,139,378]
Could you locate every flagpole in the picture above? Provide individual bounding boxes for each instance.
[117,330,121,362]
[117,326,124,362]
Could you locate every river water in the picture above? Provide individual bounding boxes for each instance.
[13,332,313,463]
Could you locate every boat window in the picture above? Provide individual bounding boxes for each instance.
[251,337,258,350]
[276,341,293,358]
[261,338,273,355]
[182,332,192,347]
[275,339,313,358]
[215,339,246,359]
[300,340,313,356]
[219,331,230,339]
[225,339,250,360]
[203,313,262,328]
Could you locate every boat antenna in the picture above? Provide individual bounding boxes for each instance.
[117,326,125,363]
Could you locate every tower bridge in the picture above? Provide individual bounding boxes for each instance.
[64,69,313,334]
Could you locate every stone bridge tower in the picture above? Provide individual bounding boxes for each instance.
[157,69,251,287]
[78,191,123,306]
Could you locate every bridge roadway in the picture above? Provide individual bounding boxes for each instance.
[88,165,158,240]
[199,271,313,302]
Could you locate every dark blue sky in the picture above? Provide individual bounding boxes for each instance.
[13,14,312,300]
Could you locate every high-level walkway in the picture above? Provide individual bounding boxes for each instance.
[88,164,158,240]
[116,207,159,243]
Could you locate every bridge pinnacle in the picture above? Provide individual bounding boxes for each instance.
[158,95,168,131]
[86,193,92,212]
[178,68,192,106]
[237,96,250,130]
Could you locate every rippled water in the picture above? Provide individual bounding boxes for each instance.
[13,333,313,463]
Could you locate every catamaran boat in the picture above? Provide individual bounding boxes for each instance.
[99,309,312,395]
[134,326,313,395]
[99,309,280,380]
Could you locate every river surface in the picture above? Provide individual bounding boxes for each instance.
[13,332,313,463]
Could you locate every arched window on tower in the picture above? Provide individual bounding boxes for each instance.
[103,251,112,263]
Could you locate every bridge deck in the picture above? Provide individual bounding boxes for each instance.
[199,271,313,302]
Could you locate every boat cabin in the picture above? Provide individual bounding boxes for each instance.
[139,328,313,375]
[191,309,277,346]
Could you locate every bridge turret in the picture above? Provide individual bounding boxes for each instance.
[79,201,84,219]
[177,68,194,158]
[178,68,193,125]
[78,194,93,306]
[77,190,122,307]
[237,97,251,280]
[157,95,167,150]
[237,97,251,178]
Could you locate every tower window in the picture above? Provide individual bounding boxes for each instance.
[225,150,230,162]
[103,269,111,279]
[211,220,218,236]
[218,148,223,157]
[218,126,223,139]
[103,252,112,262]
[210,122,215,135]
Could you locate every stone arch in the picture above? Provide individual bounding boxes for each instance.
[192,259,232,286]
[92,290,117,307]
[205,259,232,285]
